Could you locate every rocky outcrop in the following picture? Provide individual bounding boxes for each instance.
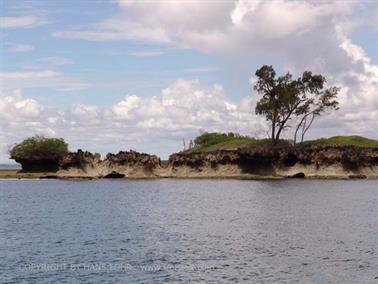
[167,146,378,178]
[104,150,160,171]
[59,149,101,170]
[13,146,378,179]
[57,150,161,178]
[102,150,161,178]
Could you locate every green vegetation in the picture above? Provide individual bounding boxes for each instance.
[254,65,339,145]
[188,132,290,153]
[188,133,378,153]
[10,136,68,161]
[303,136,378,148]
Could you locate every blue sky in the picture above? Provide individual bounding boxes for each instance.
[2,0,222,106]
[1,0,377,162]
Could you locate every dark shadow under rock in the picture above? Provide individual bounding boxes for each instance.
[17,159,59,172]
[289,172,305,178]
[283,153,299,167]
[103,171,125,178]
[39,175,58,179]
[348,174,367,179]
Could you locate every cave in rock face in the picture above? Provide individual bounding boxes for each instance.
[103,171,125,178]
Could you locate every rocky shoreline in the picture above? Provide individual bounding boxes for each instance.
[2,146,378,180]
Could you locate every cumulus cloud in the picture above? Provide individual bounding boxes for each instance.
[52,1,354,51]
[72,0,372,140]
[112,79,262,134]
[0,89,43,121]
[1,75,376,163]
[0,80,264,162]
[3,0,377,160]
[0,89,49,160]
[51,0,377,105]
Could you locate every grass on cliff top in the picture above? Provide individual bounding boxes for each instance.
[303,135,378,148]
[187,132,289,153]
[187,133,378,153]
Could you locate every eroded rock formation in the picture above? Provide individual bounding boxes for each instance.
[168,146,378,178]
[104,150,160,171]
[57,150,161,178]
[59,149,101,170]
[15,146,378,179]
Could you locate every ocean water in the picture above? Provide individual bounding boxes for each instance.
[0,179,377,283]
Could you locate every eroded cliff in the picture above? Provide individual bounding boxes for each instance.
[167,146,378,179]
[13,146,378,179]
[57,150,161,178]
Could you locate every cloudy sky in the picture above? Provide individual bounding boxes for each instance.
[0,0,377,162]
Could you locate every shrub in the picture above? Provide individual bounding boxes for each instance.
[194,132,239,147]
[10,136,68,161]
[189,132,292,153]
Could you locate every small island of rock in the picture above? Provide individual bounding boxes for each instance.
[3,133,378,180]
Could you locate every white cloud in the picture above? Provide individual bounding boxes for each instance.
[70,104,98,119]
[127,51,164,57]
[0,70,90,91]
[112,95,141,119]
[0,80,265,162]
[1,74,376,163]
[51,1,353,51]
[0,68,170,93]
[36,57,75,66]
[0,70,58,79]
[0,89,43,120]
[184,66,218,73]
[6,43,34,53]
[0,15,45,28]
[2,1,377,160]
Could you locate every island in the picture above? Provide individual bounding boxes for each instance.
[1,134,377,180]
[2,66,376,180]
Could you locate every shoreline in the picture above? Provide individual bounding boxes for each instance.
[0,169,375,180]
[3,145,378,181]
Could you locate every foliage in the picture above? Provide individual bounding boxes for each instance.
[10,136,69,160]
[194,132,243,148]
[303,136,378,148]
[189,132,290,153]
[254,65,340,145]
[293,72,339,144]
[188,133,377,153]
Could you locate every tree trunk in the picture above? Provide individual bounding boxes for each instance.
[271,111,277,145]
[275,101,303,145]
[271,122,276,145]
[301,113,316,143]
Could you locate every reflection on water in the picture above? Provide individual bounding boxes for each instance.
[0,179,377,283]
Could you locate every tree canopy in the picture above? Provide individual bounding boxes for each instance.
[10,136,68,161]
[254,65,339,145]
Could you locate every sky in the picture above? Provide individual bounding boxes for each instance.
[0,0,377,162]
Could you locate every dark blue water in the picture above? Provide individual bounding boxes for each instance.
[0,179,377,283]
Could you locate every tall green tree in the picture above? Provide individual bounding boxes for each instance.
[254,66,339,145]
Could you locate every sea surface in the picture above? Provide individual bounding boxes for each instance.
[0,179,377,283]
